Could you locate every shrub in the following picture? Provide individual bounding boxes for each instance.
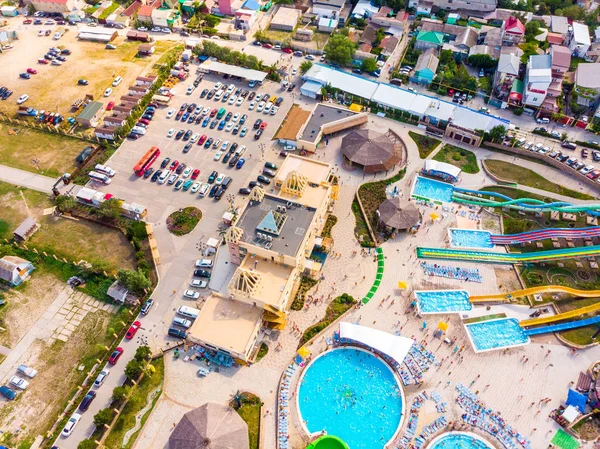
[93,408,114,427]
[167,207,202,236]
[291,277,318,310]
[300,294,356,346]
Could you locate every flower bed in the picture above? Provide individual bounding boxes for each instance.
[167,207,202,236]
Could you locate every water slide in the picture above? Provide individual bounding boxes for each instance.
[416,245,600,264]
[524,315,600,336]
[490,227,600,245]
[469,285,600,303]
[519,302,600,327]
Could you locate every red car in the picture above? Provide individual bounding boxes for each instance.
[23,19,32,24]
[282,48,293,54]
[126,321,141,339]
[198,134,207,145]
[26,68,37,74]
[191,168,200,180]
[38,59,49,65]
[170,160,179,171]
[108,347,124,365]
[106,101,115,111]
[138,118,151,125]
[210,108,217,117]
[260,121,268,130]
[262,43,273,49]
[176,110,184,120]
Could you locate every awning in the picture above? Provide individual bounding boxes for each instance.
[576,371,592,392]
[566,388,587,413]
[562,405,580,423]
[339,322,414,365]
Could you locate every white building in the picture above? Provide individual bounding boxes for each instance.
[312,0,345,19]
[523,54,552,107]
[568,22,591,58]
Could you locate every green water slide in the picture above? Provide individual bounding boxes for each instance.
[362,247,384,304]
[306,435,350,449]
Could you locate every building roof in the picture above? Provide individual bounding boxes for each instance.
[169,403,249,449]
[358,42,373,52]
[122,0,141,16]
[313,0,345,8]
[107,281,128,301]
[551,45,571,69]
[0,256,31,282]
[378,197,420,230]
[275,105,311,141]
[450,107,509,132]
[504,16,524,34]
[360,24,379,43]
[31,0,68,3]
[77,101,103,121]
[351,0,379,18]
[187,295,262,358]
[551,15,569,35]
[572,22,591,45]
[271,7,300,27]
[381,36,399,53]
[454,27,478,48]
[416,30,444,45]
[424,159,461,178]
[576,63,600,89]
[137,5,154,16]
[201,60,267,82]
[13,217,37,240]
[341,129,399,170]
[275,154,332,186]
[419,18,444,33]
[303,64,379,100]
[242,0,260,10]
[547,32,564,45]
[497,52,520,75]
[318,17,338,28]
[483,27,502,47]
[415,48,439,74]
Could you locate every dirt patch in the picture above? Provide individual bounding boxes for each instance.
[494,267,522,294]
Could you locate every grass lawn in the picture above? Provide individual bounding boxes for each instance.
[291,276,318,310]
[485,159,594,200]
[0,182,136,273]
[433,144,479,174]
[408,131,441,158]
[264,29,294,42]
[0,123,85,177]
[300,293,356,346]
[232,393,261,449]
[103,358,165,449]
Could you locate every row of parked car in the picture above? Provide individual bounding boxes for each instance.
[127,102,159,138]
[0,365,38,401]
[37,45,71,67]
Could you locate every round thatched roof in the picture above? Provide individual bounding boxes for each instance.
[341,129,401,172]
[378,197,421,231]
[169,403,249,449]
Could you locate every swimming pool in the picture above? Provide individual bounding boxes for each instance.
[448,229,494,249]
[427,432,494,449]
[415,290,472,314]
[297,348,404,449]
[412,176,455,203]
[465,318,530,352]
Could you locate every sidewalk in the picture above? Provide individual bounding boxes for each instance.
[0,164,56,194]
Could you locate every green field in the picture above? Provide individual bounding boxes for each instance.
[433,144,479,174]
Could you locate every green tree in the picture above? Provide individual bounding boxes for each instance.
[111,386,129,403]
[93,408,114,427]
[135,345,152,362]
[467,54,497,69]
[55,195,77,212]
[77,439,96,449]
[439,49,454,66]
[299,60,313,74]
[324,33,357,66]
[97,198,122,220]
[361,58,378,73]
[125,359,143,380]
[524,20,543,43]
[488,125,507,143]
[117,269,151,295]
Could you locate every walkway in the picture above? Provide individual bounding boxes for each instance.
[0,164,56,194]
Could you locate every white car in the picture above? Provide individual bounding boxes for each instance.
[182,166,193,178]
[191,182,201,193]
[213,151,222,161]
[104,88,113,97]
[194,106,202,114]
[151,26,161,32]
[38,30,45,36]
[213,138,221,148]
[248,101,256,110]
[190,133,200,143]
[16,94,29,104]
[228,95,237,105]
[162,28,171,33]
[202,107,210,115]
[214,82,223,90]
[112,76,122,87]
[9,375,29,389]
[62,414,82,437]
[51,60,63,66]
[270,106,279,115]
[190,279,207,288]
[166,108,175,118]
[232,112,240,122]
[167,128,175,137]
[225,122,234,132]
[198,183,210,196]
[196,259,213,268]
[17,365,38,378]
[138,26,148,31]
[94,369,109,387]
[236,97,244,106]
[292,68,297,76]
[184,290,200,299]
[257,101,265,112]
[221,141,229,151]
[215,173,225,185]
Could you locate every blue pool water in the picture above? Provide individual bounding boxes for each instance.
[428,432,494,449]
[416,290,472,313]
[449,229,494,249]
[465,318,529,352]
[412,176,455,203]
[298,348,403,449]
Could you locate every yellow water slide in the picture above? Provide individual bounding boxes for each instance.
[519,302,600,327]
[469,286,600,303]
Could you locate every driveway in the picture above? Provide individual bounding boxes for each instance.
[0,164,55,193]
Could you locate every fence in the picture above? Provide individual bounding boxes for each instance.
[0,112,98,143]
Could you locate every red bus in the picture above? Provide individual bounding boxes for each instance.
[133,146,160,176]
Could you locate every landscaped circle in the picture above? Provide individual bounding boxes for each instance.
[297,348,403,449]
[426,432,494,449]
[167,207,202,236]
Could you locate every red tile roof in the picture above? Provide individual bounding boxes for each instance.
[33,0,69,4]
[137,5,154,17]
[505,16,525,34]
[123,0,141,16]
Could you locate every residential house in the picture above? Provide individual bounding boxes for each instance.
[103,113,128,127]
[270,7,301,31]
[318,17,338,32]
[568,22,591,58]
[415,30,444,51]
[416,0,432,16]
[429,0,497,13]
[76,101,103,128]
[235,9,256,30]
[30,0,73,13]
[351,0,379,19]
[575,63,600,107]
[501,16,524,46]
[138,43,155,55]
[469,44,500,60]
[136,75,158,87]
[414,48,439,84]
[113,104,134,114]
[551,15,570,39]
[0,256,34,286]
[453,27,478,51]
[152,8,178,28]
[94,126,117,140]
[547,32,564,46]
[380,36,399,57]
[122,0,141,16]
[360,24,379,44]
[121,94,144,104]
[137,5,154,23]
[540,45,571,114]
[128,85,149,96]
[523,54,552,107]
[493,52,520,102]
[370,7,407,35]
[312,0,345,19]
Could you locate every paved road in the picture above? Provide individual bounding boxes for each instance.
[0,164,56,193]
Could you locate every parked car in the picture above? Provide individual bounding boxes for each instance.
[62,414,82,437]
[190,279,207,288]
[184,290,200,299]
[79,391,96,412]
[108,347,124,365]
[168,327,187,338]
[125,321,141,339]
[257,175,271,184]
[17,365,38,378]
[9,376,29,390]
[193,269,211,278]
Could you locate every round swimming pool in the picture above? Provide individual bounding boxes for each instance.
[297,348,404,449]
[427,432,494,449]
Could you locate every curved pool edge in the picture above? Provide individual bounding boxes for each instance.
[425,431,495,449]
[294,346,407,449]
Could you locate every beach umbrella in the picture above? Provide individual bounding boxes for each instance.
[422,321,427,329]
[398,281,408,289]
[298,346,311,358]
[437,321,449,332]
[429,212,440,221]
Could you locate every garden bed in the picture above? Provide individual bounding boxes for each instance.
[300,293,356,346]
[291,276,319,311]
[167,207,202,236]
[357,169,406,234]
[408,131,441,158]
[231,392,261,449]
[321,214,338,238]
[433,144,479,174]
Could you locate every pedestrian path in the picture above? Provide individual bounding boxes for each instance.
[362,247,384,304]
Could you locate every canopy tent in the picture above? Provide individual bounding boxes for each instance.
[562,405,580,423]
[378,197,421,232]
[566,388,587,413]
[339,322,414,365]
[398,281,408,289]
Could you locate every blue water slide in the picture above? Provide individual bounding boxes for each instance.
[524,315,600,335]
